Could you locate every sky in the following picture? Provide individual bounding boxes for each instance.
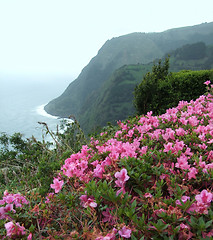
[0,0,213,79]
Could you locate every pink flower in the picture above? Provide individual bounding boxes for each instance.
[101,157,111,167]
[176,195,190,206]
[118,226,131,238]
[144,192,153,198]
[198,156,207,169]
[153,208,166,217]
[188,167,198,180]
[162,128,175,141]
[4,190,9,196]
[100,132,107,136]
[179,117,188,125]
[80,195,97,208]
[86,198,97,208]
[93,164,104,178]
[91,160,99,167]
[50,177,64,193]
[204,80,211,85]
[188,116,199,126]
[27,233,33,240]
[202,229,213,238]
[0,207,8,220]
[175,154,190,170]
[207,138,213,144]
[115,169,130,195]
[140,146,148,155]
[96,228,117,240]
[174,140,185,153]
[5,195,14,204]
[198,143,207,150]
[115,168,130,188]
[195,190,213,205]
[45,193,54,204]
[175,127,187,136]
[163,142,173,153]
[116,187,126,195]
[180,223,189,229]
[4,204,16,214]
[5,221,26,237]
[150,129,162,140]
[187,203,198,214]
[102,208,115,224]
[187,190,213,214]
[184,147,193,156]
[127,129,134,138]
[115,130,122,138]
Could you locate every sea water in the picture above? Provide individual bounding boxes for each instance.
[0,74,74,141]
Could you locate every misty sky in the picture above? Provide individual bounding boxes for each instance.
[0,0,213,79]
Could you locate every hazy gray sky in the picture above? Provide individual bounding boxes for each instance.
[0,0,213,78]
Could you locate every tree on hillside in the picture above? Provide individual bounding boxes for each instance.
[176,42,207,60]
[134,57,170,115]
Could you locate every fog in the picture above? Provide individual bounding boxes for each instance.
[0,0,213,80]
[0,73,74,102]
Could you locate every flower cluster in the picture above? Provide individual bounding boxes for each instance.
[5,221,26,238]
[46,81,212,239]
[0,190,29,220]
[0,190,31,239]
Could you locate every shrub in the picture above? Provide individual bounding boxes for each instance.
[134,58,213,115]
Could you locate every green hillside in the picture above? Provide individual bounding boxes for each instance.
[77,43,213,133]
[169,42,213,71]
[45,22,213,134]
[79,64,153,133]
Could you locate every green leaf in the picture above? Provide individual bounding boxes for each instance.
[189,216,197,228]
[198,217,206,230]
[131,199,137,209]
[152,219,170,231]
[131,234,138,240]
[205,220,213,228]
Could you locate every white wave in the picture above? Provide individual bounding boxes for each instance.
[36,104,74,124]
[36,104,59,119]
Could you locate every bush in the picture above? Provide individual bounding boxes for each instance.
[134,58,213,115]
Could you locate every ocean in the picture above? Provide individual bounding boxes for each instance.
[0,74,74,141]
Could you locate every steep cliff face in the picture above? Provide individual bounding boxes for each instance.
[44,33,163,118]
[45,22,213,133]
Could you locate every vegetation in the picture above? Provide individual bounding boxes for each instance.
[0,80,212,239]
[169,43,213,71]
[134,58,213,115]
[134,57,170,115]
[0,120,87,195]
[1,40,213,237]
